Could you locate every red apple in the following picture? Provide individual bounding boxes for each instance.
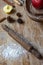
[32,0,43,9]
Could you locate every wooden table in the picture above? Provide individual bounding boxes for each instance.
[0,0,43,65]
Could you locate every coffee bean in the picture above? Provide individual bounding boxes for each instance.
[17,18,24,24]
[16,12,22,17]
[7,16,16,23]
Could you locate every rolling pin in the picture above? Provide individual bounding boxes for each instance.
[2,24,43,60]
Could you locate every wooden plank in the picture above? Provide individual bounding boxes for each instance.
[0,0,43,65]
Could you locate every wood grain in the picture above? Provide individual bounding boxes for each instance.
[0,0,43,65]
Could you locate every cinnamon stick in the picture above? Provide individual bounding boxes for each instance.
[3,0,15,7]
[0,18,6,23]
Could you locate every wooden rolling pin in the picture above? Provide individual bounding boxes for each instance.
[2,24,43,60]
